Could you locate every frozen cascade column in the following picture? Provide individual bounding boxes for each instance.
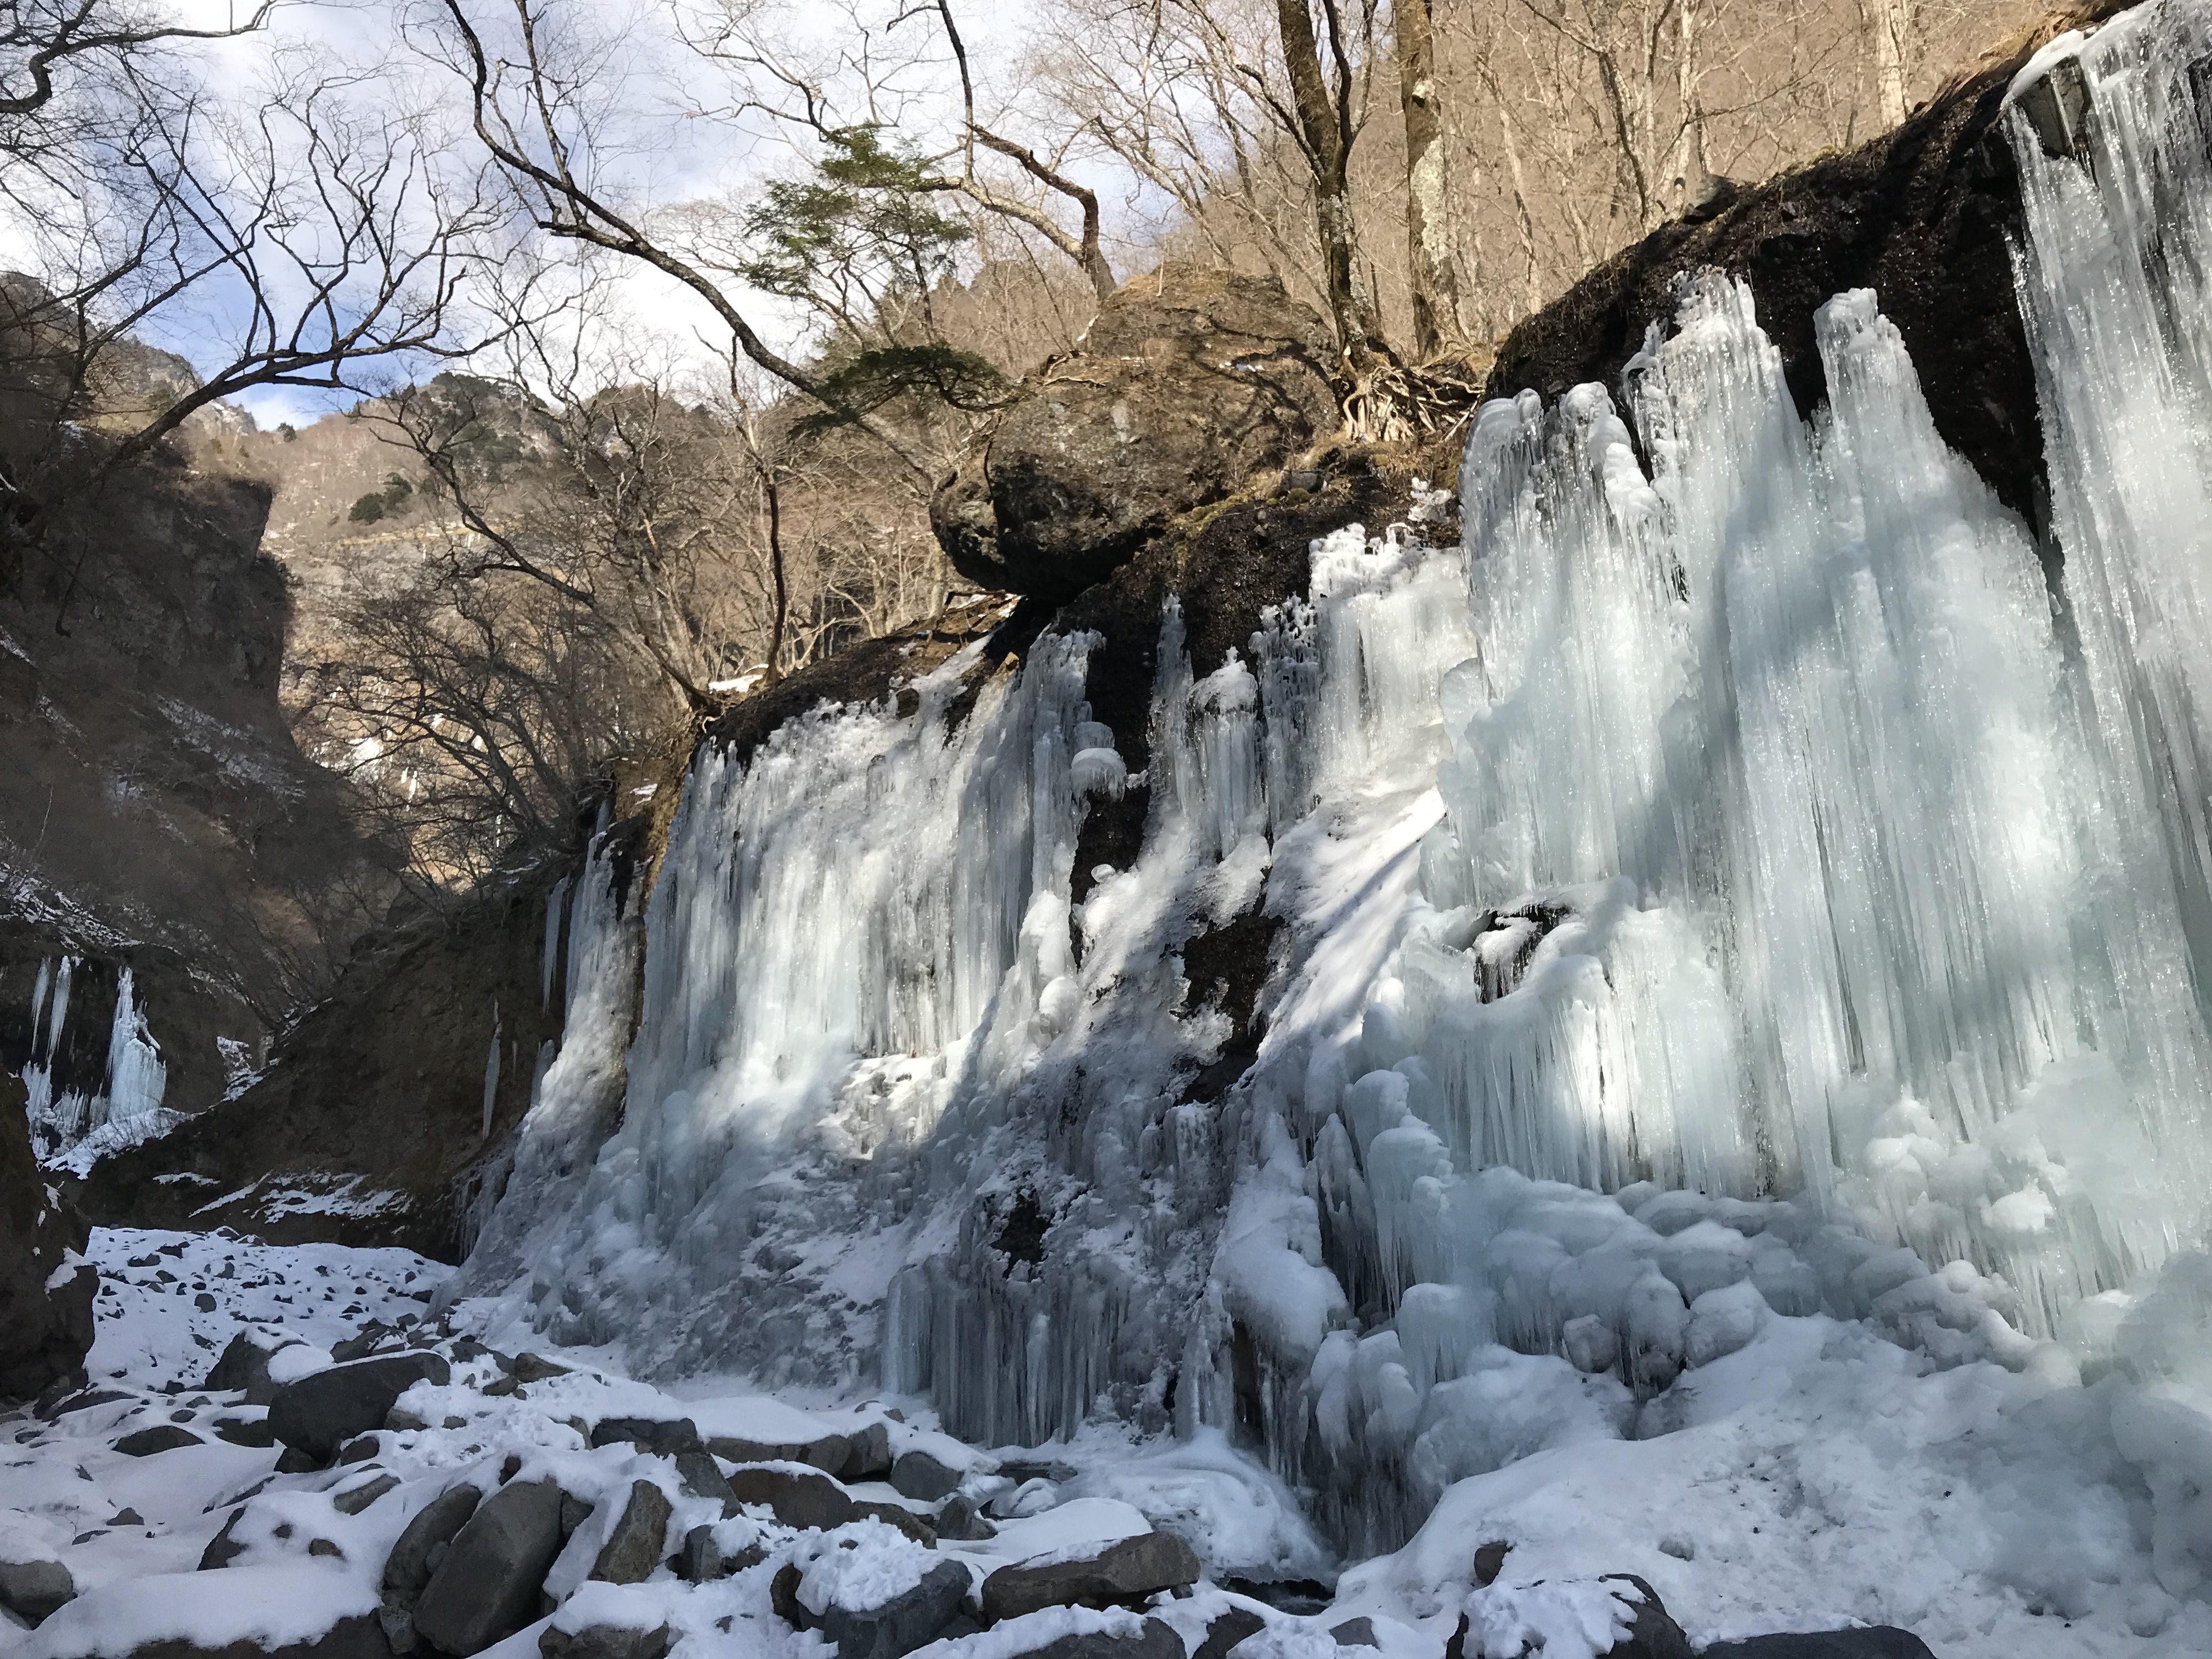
[1406,270,2169,1323]
[533,632,1102,1379]
[2002,0,2212,1280]
[452,831,644,1293]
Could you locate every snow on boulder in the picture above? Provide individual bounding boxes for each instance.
[0,1510,75,1626]
[774,1518,970,1659]
[268,1353,449,1463]
[980,1529,1202,1622]
[909,1607,1184,1659]
[1448,1573,1689,1659]
[14,1563,383,1659]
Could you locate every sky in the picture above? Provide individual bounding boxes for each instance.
[19,0,1049,430]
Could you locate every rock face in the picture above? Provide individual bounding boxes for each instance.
[75,859,582,1261]
[979,1531,1203,1622]
[932,264,1339,601]
[268,1353,450,1463]
[0,1074,94,1400]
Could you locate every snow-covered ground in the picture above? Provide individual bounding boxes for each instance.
[7,1227,2210,1657]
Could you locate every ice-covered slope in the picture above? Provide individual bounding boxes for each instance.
[423,0,2212,1638]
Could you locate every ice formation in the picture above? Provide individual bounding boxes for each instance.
[18,957,169,1161]
[445,0,2212,1578]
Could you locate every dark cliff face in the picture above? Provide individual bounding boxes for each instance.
[1483,0,2131,553]
[0,1071,93,1401]
[1,415,399,1125]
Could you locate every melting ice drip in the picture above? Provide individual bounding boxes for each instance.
[18,958,169,1161]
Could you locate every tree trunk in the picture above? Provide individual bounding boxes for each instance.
[1275,0,1386,368]
[764,471,789,687]
[1867,0,1911,128]
[1397,0,1459,358]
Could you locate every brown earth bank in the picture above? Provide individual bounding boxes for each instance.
[54,0,2104,1258]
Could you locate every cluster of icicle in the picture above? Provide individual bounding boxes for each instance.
[17,957,170,1165]
[459,0,2212,1555]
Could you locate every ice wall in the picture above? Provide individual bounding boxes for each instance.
[460,0,2212,1563]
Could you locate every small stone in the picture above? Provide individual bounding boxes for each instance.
[333,1472,401,1515]
[386,1409,429,1432]
[483,1375,522,1398]
[933,1494,996,1541]
[338,1435,380,1464]
[1330,1618,1376,1647]
[1697,1633,1936,1658]
[787,1556,969,1659]
[106,1509,144,1527]
[194,1293,218,1311]
[308,1537,344,1559]
[1473,1542,1510,1587]
[199,1509,249,1571]
[115,1424,202,1455]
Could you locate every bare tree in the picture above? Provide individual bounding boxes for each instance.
[0,2,510,577]
[1395,0,1458,356]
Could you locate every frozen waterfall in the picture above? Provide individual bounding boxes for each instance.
[458,0,2212,1561]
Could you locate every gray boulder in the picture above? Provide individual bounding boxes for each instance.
[588,1481,672,1584]
[781,1556,970,1659]
[539,1627,671,1659]
[590,1418,700,1457]
[672,1451,734,1506]
[269,1354,450,1463]
[1699,1634,1935,1658]
[708,1430,850,1474]
[933,1494,996,1542]
[981,1531,1201,1622]
[931,264,1339,601]
[413,1479,563,1656]
[115,1424,203,1456]
[380,1485,482,1609]
[1330,1618,1377,1647]
[979,1613,1187,1659]
[839,1423,894,1482]
[55,1612,397,1659]
[0,1555,75,1624]
[888,1451,962,1502]
[1194,1607,1265,1659]
[724,1465,859,1530]
[202,1332,300,1405]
